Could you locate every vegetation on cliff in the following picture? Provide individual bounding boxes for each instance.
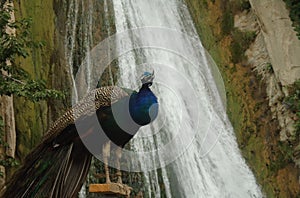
[0,2,63,177]
[285,80,300,136]
[0,4,63,100]
[184,0,300,197]
[284,0,300,39]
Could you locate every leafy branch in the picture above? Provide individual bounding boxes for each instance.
[0,4,64,101]
[0,3,64,175]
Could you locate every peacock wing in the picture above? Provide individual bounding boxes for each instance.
[43,86,129,143]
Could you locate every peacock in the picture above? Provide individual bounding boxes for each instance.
[2,71,158,198]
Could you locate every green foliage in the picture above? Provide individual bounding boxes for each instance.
[230,30,256,63]
[0,156,19,170]
[277,141,294,165]
[0,4,64,101]
[221,9,234,35]
[284,0,300,40]
[0,3,64,175]
[268,141,294,173]
[284,80,300,136]
[219,0,256,63]
[231,0,251,13]
[0,78,64,102]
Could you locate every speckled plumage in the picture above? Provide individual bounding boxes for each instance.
[3,80,158,198]
[43,86,128,142]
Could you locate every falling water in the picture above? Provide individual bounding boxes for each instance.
[104,0,115,86]
[64,1,94,197]
[65,0,263,197]
[65,0,79,102]
[111,0,263,197]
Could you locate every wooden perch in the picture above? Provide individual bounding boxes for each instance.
[89,183,132,197]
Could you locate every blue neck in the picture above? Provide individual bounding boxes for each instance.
[129,83,158,126]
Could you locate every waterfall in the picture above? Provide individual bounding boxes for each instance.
[65,0,263,197]
[110,0,262,197]
[104,0,115,86]
[64,0,94,197]
[65,0,79,103]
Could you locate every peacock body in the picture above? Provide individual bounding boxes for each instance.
[2,72,158,198]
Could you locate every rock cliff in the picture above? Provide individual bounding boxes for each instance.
[249,0,300,86]
[245,0,300,162]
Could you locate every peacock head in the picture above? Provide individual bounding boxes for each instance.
[140,71,155,86]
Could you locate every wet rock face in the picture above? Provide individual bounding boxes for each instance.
[12,0,113,159]
[12,0,67,159]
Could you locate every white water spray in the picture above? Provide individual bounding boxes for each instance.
[65,0,263,197]
[111,0,262,197]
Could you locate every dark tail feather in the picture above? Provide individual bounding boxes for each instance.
[55,141,92,197]
[2,139,92,198]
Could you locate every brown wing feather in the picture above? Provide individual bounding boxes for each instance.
[43,86,128,143]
